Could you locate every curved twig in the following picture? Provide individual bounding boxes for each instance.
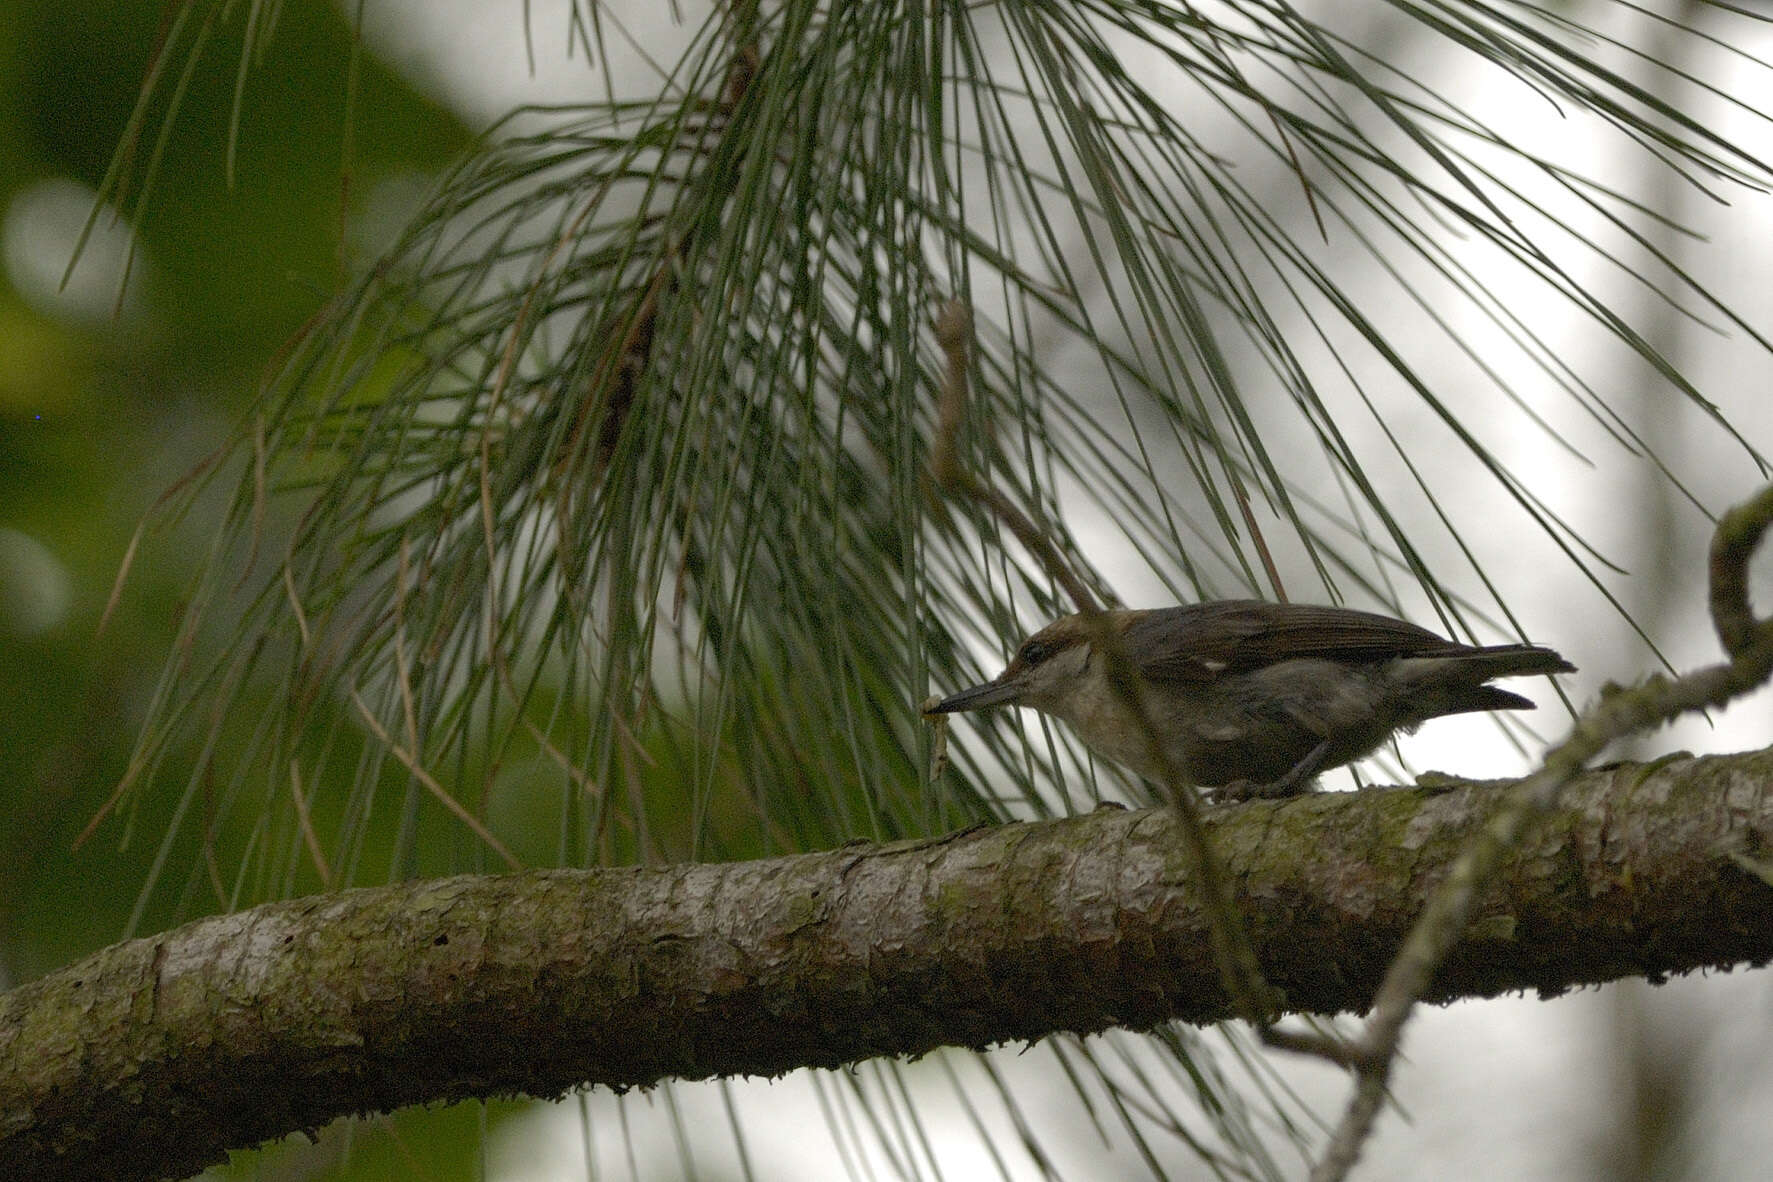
[1312,482,1773,1182]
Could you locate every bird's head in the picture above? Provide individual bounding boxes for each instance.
[927,612,1134,717]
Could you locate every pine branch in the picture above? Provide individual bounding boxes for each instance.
[7,752,1772,1182]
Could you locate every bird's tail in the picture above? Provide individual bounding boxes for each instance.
[1458,643,1577,679]
[1397,643,1575,716]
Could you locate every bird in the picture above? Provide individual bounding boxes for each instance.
[925,600,1574,798]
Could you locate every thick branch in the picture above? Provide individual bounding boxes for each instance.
[6,752,1773,1181]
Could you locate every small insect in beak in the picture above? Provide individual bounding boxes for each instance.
[924,678,1024,713]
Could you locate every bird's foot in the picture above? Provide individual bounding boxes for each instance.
[1209,776,1314,803]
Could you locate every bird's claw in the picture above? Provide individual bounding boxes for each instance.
[1210,776,1314,803]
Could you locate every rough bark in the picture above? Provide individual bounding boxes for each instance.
[4,750,1772,1182]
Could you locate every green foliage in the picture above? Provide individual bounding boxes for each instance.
[0,0,468,978]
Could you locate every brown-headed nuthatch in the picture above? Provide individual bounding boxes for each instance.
[927,600,1574,798]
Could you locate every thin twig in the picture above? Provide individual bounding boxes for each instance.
[349,691,523,871]
[288,762,334,890]
[1310,481,1773,1182]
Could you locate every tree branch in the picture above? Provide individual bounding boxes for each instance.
[6,754,1773,1181]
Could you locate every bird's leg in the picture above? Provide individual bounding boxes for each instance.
[1211,738,1332,802]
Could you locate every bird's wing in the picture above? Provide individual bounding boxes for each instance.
[1123,600,1464,684]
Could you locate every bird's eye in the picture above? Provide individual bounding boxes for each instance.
[1018,639,1052,666]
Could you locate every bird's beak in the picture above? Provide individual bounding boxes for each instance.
[926,676,1024,713]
